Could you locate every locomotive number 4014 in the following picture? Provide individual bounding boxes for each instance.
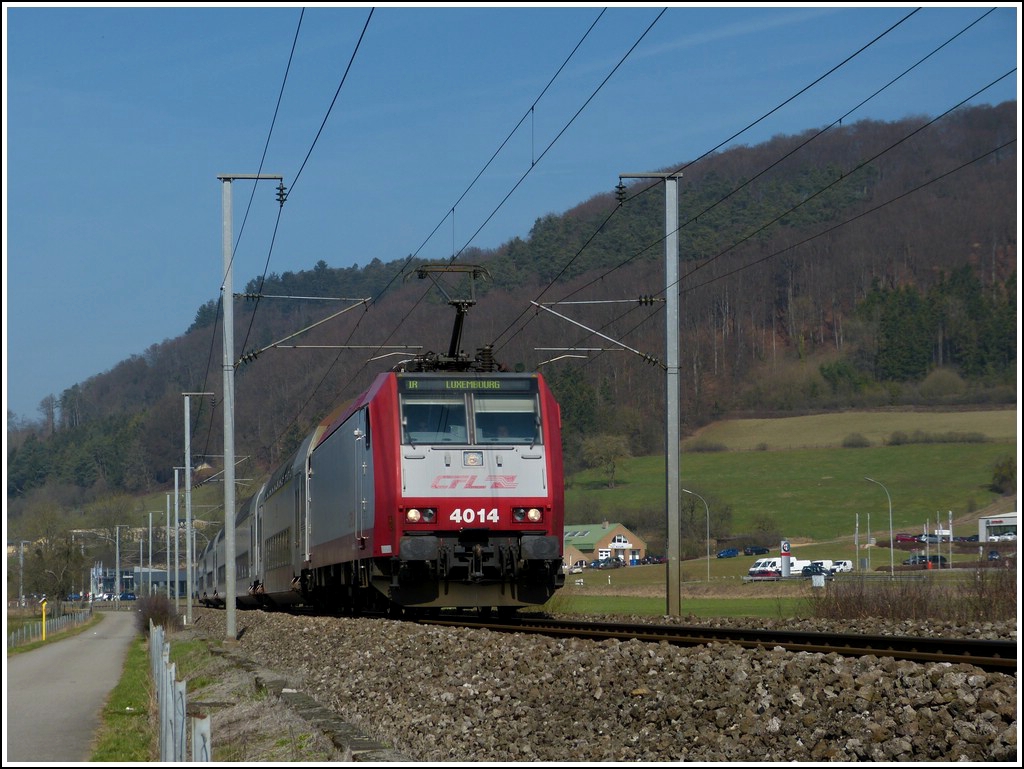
[450,508,500,524]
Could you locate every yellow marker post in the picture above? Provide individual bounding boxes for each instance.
[41,599,47,641]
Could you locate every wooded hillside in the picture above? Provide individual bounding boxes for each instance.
[6,101,1017,512]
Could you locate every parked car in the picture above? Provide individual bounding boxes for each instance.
[594,557,625,570]
[801,563,831,578]
[917,534,942,544]
[716,548,739,559]
[119,592,137,601]
[987,550,1001,561]
[567,560,585,574]
[830,560,853,573]
[894,533,919,543]
[743,545,770,556]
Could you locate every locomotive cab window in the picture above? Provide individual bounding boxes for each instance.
[401,397,467,444]
[473,395,541,445]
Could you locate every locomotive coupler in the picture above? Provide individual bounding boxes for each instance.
[498,543,517,578]
[470,543,485,580]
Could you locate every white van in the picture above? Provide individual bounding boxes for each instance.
[748,558,781,577]
[830,560,853,573]
[811,559,834,572]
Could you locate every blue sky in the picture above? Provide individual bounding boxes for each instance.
[3,3,1020,422]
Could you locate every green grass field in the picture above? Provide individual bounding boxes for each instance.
[566,409,1016,543]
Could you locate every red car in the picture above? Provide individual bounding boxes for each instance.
[894,533,919,543]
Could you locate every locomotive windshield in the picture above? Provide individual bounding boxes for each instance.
[400,388,541,446]
[473,395,540,444]
[402,396,467,444]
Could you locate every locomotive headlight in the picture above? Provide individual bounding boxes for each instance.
[512,507,543,523]
[405,508,437,524]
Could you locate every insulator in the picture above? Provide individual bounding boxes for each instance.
[476,345,497,371]
[276,182,288,206]
[615,180,627,203]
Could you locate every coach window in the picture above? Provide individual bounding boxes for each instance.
[473,395,541,444]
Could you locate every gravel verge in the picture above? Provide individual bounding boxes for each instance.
[175,609,1017,763]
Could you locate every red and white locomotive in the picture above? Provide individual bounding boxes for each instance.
[197,347,566,615]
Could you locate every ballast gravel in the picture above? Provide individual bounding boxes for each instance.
[181,609,1017,763]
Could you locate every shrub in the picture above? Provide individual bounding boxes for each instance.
[842,433,871,448]
[887,429,988,446]
[887,430,909,446]
[919,367,967,399]
[135,594,180,636]
[990,454,1016,494]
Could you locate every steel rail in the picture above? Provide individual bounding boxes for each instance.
[416,616,1017,674]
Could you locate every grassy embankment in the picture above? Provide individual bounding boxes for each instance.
[566,409,1014,542]
[555,408,1017,617]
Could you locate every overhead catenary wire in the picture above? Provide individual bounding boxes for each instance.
[489,8,1013,369]
[257,7,661,452]
[194,7,1011,474]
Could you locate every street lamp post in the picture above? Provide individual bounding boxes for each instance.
[864,476,894,577]
[681,488,711,582]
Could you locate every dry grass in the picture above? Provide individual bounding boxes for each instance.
[807,563,1018,622]
[684,408,1016,451]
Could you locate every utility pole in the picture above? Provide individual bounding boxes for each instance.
[174,467,183,614]
[183,392,213,625]
[617,172,682,617]
[19,540,30,607]
[114,525,128,607]
[165,493,171,599]
[218,173,285,642]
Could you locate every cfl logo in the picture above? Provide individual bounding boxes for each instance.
[431,475,518,489]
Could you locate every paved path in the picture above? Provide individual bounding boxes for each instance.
[4,608,140,764]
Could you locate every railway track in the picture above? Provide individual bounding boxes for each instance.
[416,615,1018,674]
